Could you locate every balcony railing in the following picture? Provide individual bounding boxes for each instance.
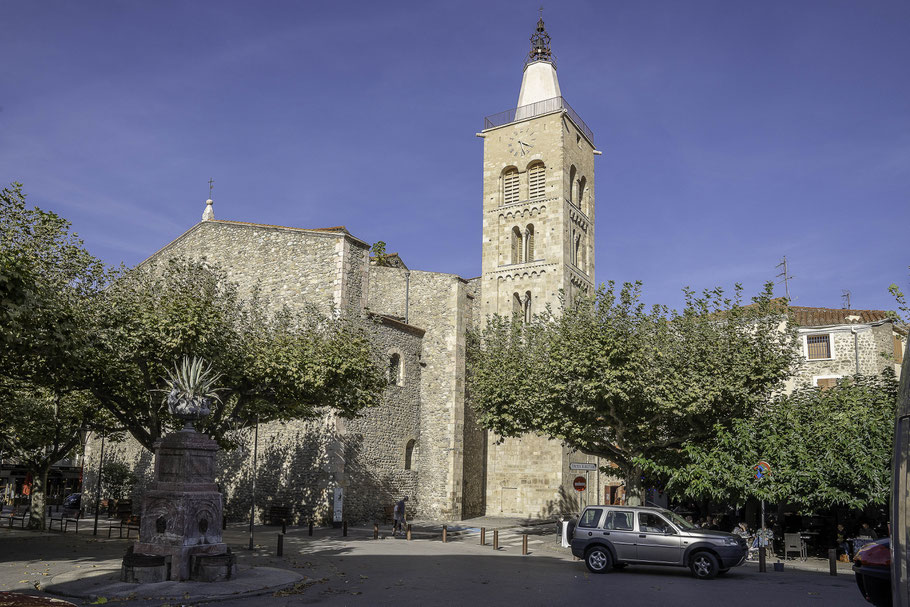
[483,96,594,143]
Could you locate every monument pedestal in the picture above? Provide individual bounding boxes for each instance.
[127,428,230,581]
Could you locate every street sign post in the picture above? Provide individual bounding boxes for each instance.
[573,476,587,492]
[569,462,597,471]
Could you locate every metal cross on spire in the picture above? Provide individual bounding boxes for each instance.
[208,178,215,200]
[527,9,553,66]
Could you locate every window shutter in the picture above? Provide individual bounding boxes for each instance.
[527,226,535,261]
[816,378,837,390]
[806,334,831,359]
[503,170,520,204]
[528,164,546,199]
[896,335,905,364]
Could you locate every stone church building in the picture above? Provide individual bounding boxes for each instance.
[93,18,607,524]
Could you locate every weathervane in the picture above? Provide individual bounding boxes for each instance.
[208,177,215,200]
[527,9,554,67]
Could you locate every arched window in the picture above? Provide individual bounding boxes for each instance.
[503,168,520,205]
[528,162,546,199]
[523,291,532,324]
[569,165,577,203]
[524,224,535,262]
[513,292,523,317]
[578,176,586,212]
[389,353,402,386]
[404,439,416,470]
[574,233,581,267]
[511,226,523,264]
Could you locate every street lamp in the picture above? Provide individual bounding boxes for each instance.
[248,417,259,550]
[92,432,106,536]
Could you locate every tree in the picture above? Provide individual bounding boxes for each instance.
[0,183,108,529]
[85,257,387,451]
[648,371,898,512]
[889,265,910,324]
[467,281,797,505]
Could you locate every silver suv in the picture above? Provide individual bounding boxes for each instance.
[570,505,747,579]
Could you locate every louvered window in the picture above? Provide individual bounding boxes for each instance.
[816,378,838,390]
[528,163,546,199]
[806,334,831,360]
[503,169,520,204]
[511,226,523,264]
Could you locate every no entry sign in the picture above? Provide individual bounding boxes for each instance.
[573,476,587,492]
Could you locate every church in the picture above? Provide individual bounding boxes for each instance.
[99,18,608,523]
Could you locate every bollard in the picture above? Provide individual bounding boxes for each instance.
[522,534,528,555]
[828,549,838,576]
[480,527,486,546]
[277,533,284,557]
[374,523,379,539]
[443,525,447,543]
[406,524,412,541]
[282,519,287,535]
[759,546,766,572]
[309,521,313,536]
[493,529,499,550]
[343,521,348,537]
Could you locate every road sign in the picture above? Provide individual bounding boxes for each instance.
[573,476,587,492]
[753,461,771,480]
[569,462,597,471]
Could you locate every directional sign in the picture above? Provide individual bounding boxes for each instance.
[573,476,587,492]
[570,462,597,471]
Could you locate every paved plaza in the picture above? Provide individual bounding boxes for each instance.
[0,519,867,606]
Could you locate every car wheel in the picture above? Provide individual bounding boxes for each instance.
[584,546,613,574]
[690,551,720,579]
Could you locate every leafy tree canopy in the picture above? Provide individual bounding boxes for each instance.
[86,257,387,451]
[645,371,898,513]
[468,281,797,504]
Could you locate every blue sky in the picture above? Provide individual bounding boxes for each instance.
[2,0,908,312]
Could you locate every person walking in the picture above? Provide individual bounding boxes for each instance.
[392,497,408,537]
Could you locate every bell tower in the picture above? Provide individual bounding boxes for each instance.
[478,17,597,516]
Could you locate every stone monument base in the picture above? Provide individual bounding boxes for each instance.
[134,541,228,582]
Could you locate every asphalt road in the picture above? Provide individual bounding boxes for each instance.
[0,525,868,606]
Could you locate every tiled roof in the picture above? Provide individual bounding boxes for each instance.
[787,305,894,327]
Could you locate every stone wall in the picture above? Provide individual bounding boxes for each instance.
[791,322,902,387]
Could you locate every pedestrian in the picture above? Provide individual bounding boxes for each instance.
[392,496,408,537]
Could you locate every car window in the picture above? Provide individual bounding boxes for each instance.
[578,508,603,528]
[639,512,672,534]
[604,510,635,531]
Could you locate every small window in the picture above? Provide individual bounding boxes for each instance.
[513,292,523,317]
[806,334,831,360]
[604,510,634,531]
[569,165,577,203]
[895,335,905,364]
[511,226,523,264]
[578,176,586,211]
[523,291,532,324]
[404,439,416,470]
[816,377,838,390]
[638,512,672,534]
[578,508,603,528]
[503,168,520,204]
[389,353,402,386]
[525,224,535,261]
[528,162,546,199]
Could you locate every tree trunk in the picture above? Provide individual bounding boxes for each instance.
[26,464,49,530]
[622,464,645,506]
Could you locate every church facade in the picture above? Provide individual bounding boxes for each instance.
[90,19,607,523]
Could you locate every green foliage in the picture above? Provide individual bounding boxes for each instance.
[371,241,390,266]
[101,461,137,501]
[467,281,798,504]
[163,355,224,404]
[649,372,898,512]
[889,266,910,324]
[88,257,387,450]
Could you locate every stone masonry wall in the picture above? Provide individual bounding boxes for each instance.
[791,322,901,388]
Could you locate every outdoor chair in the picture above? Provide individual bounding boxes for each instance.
[784,533,807,560]
[7,506,29,528]
[108,500,140,538]
[49,507,83,533]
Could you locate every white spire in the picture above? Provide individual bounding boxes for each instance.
[517,16,561,108]
[202,199,214,221]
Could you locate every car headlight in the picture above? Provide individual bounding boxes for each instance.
[714,537,739,546]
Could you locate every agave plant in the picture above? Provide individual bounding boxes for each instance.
[163,356,224,426]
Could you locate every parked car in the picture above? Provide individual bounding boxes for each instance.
[853,537,891,607]
[62,493,81,511]
[570,505,748,579]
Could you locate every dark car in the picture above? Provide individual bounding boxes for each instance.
[853,537,891,607]
[62,493,81,511]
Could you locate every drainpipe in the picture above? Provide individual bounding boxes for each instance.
[851,327,860,375]
[404,271,411,325]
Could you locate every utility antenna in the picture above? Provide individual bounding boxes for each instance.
[776,256,793,300]
[539,5,544,19]
[208,177,215,200]
[842,289,852,310]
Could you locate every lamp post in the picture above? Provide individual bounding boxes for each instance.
[92,432,106,536]
[248,417,259,550]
